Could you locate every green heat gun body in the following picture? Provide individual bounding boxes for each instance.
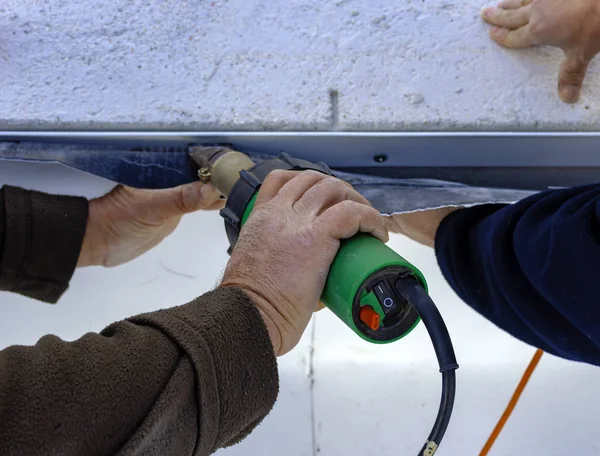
[190,146,458,456]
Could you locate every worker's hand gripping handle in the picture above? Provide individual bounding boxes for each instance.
[190,146,427,344]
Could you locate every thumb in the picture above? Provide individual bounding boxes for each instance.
[558,53,589,103]
[155,181,224,217]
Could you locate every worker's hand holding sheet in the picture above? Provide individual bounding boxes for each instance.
[483,0,600,103]
[77,182,224,267]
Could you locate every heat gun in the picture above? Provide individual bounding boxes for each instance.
[189,146,458,456]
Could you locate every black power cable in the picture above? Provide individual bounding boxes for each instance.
[395,279,459,456]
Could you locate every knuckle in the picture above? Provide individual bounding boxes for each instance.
[106,185,136,210]
[331,201,357,220]
[260,170,294,197]
[363,206,380,220]
[528,17,545,37]
[324,175,341,184]
[322,205,346,223]
[560,70,577,83]
[336,199,356,210]
[302,170,326,181]
[491,9,507,22]
[319,176,345,192]
[175,186,192,213]
[560,56,588,83]
[265,169,289,183]
[364,208,383,225]
[332,177,352,192]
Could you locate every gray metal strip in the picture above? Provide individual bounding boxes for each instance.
[1,131,599,168]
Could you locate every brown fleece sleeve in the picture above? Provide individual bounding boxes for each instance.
[0,186,279,455]
[0,185,88,303]
[0,286,279,456]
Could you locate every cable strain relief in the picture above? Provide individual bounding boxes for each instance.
[420,440,439,456]
[439,363,459,373]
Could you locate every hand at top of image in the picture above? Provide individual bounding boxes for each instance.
[483,0,600,103]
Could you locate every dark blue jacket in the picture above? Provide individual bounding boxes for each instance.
[436,184,600,365]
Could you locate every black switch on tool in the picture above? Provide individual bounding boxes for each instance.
[373,280,398,316]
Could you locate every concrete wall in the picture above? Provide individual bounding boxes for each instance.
[1,0,599,131]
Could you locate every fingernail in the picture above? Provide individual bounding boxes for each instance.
[559,85,580,103]
[491,26,501,35]
[483,7,495,17]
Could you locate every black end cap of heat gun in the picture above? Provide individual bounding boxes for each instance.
[222,153,334,254]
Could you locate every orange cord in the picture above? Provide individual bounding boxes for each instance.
[479,349,544,456]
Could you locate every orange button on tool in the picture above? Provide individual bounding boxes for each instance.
[359,306,380,330]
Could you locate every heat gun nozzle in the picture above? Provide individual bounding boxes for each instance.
[188,145,255,197]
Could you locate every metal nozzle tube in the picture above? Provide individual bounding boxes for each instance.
[189,146,255,197]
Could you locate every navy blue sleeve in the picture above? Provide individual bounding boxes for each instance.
[435,184,600,365]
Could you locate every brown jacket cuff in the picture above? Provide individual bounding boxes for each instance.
[127,286,279,453]
[0,186,88,303]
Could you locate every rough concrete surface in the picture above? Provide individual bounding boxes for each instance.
[1,0,599,131]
